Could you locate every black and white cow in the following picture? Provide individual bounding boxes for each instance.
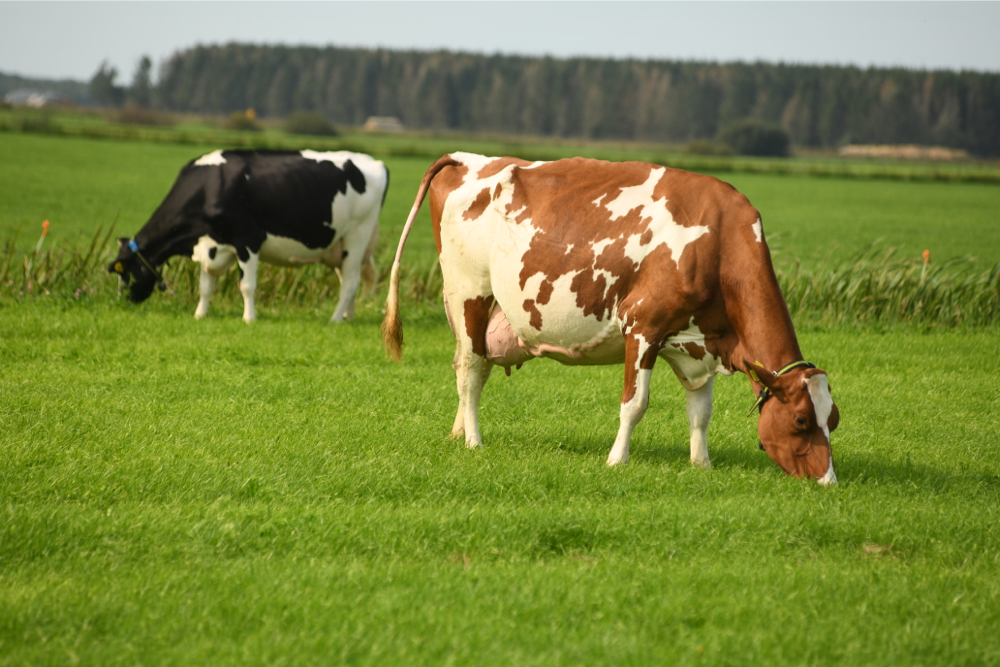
[109,149,389,322]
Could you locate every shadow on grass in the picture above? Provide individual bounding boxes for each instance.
[551,434,1000,491]
[834,452,1000,494]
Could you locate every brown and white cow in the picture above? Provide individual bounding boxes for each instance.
[383,153,840,482]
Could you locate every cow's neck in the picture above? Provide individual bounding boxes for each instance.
[136,217,207,264]
[723,249,804,375]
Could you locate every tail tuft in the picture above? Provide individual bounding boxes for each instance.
[381,261,404,362]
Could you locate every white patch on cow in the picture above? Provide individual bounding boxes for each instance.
[806,374,833,430]
[659,317,727,391]
[600,167,710,265]
[191,235,237,276]
[752,218,763,243]
[194,150,227,166]
[806,373,837,485]
[259,233,327,266]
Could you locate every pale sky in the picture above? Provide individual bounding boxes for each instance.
[1,1,998,83]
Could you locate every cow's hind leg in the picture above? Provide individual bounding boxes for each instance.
[360,224,379,300]
[330,222,377,322]
[237,252,259,323]
[195,269,217,319]
[607,334,659,466]
[686,377,714,469]
[449,295,493,448]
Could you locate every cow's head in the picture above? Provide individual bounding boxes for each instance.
[747,362,840,483]
[108,238,162,303]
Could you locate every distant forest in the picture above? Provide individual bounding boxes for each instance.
[8,43,1000,156]
[151,44,999,156]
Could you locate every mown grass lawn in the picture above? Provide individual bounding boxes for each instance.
[1,295,999,665]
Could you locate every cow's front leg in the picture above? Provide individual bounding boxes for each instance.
[237,252,259,323]
[195,268,217,319]
[687,377,714,469]
[607,335,658,466]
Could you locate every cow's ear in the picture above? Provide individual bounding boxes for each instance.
[744,359,775,387]
[828,402,841,432]
[744,359,789,400]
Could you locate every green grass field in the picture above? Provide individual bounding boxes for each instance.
[3,132,999,272]
[1,130,1000,665]
[2,298,999,665]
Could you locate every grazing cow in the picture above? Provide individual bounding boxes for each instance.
[109,149,389,322]
[383,153,840,482]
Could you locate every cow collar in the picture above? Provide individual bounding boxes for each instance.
[747,359,817,417]
[127,239,167,291]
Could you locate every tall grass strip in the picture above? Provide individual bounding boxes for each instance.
[2,231,996,328]
[778,244,1000,327]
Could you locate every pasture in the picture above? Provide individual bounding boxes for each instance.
[1,131,1000,665]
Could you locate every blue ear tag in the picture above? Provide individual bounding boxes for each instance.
[128,239,139,253]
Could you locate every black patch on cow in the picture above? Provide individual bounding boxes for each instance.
[238,265,244,280]
[208,247,217,260]
[342,250,349,259]
[342,159,367,194]
[381,166,390,207]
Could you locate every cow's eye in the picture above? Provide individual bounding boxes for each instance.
[793,415,808,429]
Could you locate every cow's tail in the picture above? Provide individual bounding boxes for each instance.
[382,155,461,362]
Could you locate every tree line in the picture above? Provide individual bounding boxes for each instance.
[95,43,1000,156]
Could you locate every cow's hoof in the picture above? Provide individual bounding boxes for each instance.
[691,458,712,470]
[465,440,482,450]
[606,455,629,467]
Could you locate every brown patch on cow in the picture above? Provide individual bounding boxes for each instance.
[570,270,609,320]
[537,280,554,305]
[621,336,641,404]
[682,342,707,360]
[463,187,493,221]
[505,169,535,224]
[640,341,660,370]
[522,299,543,330]
[429,162,470,254]
[493,183,503,200]
[477,156,534,180]
[639,228,653,246]
[463,295,494,357]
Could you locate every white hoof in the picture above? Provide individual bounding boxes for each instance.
[606,453,629,466]
[691,457,712,470]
